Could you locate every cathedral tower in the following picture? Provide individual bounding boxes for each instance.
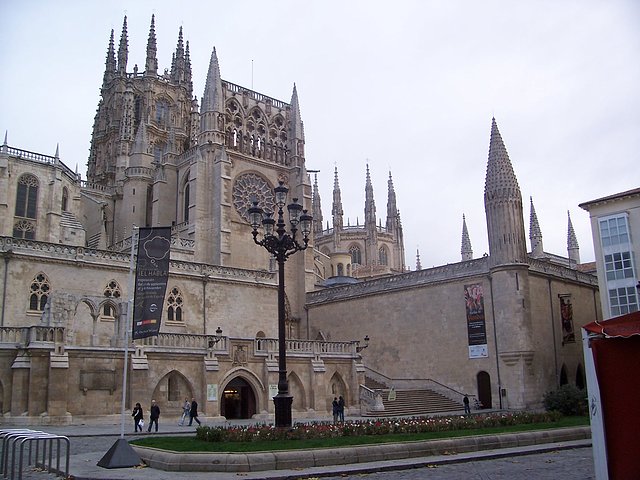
[483,118,534,409]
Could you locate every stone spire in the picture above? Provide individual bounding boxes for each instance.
[332,166,344,230]
[117,16,128,75]
[144,15,158,76]
[184,41,193,93]
[484,118,527,267]
[312,173,323,235]
[201,47,223,113]
[529,197,544,257]
[132,120,149,158]
[103,29,116,85]
[461,214,473,261]
[567,210,580,264]
[288,84,305,168]
[171,26,186,83]
[386,171,398,233]
[199,47,223,145]
[289,84,305,143]
[416,248,422,270]
[364,164,377,228]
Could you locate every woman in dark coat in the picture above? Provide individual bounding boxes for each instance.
[132,402,143,432]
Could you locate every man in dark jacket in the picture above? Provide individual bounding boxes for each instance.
[148,399,160,432]
[189,397,201,426]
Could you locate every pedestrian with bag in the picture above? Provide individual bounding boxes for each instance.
[132,402,144,432]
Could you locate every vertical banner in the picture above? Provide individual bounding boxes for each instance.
[464,284,488,358]
[559,294,575,345]
[132,227,172,340]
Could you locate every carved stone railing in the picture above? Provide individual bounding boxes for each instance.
[528,257,598,286]
[0,237,271,283]
[254,338,357,357]
[0,326,65,347]
[223,81,289,110]
[359,384,385,413]
[139,332,228,353]
[2,145,78,181]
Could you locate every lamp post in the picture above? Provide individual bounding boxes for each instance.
[248,181,312,428]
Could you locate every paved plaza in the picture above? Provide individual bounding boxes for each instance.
[4,419,594,480]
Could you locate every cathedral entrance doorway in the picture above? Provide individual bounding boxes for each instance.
[476,371,492,409]
[221,377,256,419]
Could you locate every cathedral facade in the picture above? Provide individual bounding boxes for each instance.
[0,16,363,425]
[0,15,599,425]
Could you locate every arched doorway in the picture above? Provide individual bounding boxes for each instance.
[576,363,585,390]
[560,364,568,385]
[221,377,256,419]
[476,371,492,409]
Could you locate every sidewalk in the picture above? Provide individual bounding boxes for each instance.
[6,416,592,480]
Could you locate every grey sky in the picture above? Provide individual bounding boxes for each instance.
[1,0,638,267]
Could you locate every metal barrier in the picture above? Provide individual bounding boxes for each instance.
[0,429,70,480]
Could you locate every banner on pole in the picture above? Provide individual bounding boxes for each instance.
[132,227,171,340]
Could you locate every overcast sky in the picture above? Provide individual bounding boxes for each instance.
[1,1,638,268]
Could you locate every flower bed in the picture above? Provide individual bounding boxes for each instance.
[195,411,561,443]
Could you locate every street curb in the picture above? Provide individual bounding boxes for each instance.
[132,426,591,473]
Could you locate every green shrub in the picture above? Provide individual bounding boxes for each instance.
[543,384,587,416]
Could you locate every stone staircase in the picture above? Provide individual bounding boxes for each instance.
[363,377,463,417]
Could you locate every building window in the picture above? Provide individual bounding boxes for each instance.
[103,280,122,318]
[349,245,362,265]
[599,215,629,247]
[167,287,183,322]
[609,286,638,316]
[379,246,388,266]
[599,213,637,317]
[155,99,169,127]
[605,251,635,281]
[29,273,50,311]
[14,174,39,239]
[62,187,69,212]
[183,184,190,223]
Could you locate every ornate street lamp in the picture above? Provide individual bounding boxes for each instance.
[248,181,312,428]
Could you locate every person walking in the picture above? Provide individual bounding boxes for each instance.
[338,395,345,422]
[188,397,201,426]
[132,402,144,432]
[463,395,471,415]
[147,399,160,432]
[179,398,190,426]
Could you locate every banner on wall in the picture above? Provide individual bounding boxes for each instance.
[464,284,488,358]
[559,294,575,345]
[132,227,172,340]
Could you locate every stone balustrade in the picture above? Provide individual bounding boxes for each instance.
[1,326,359,360]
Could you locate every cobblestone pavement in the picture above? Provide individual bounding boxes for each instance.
[320,447,595,480]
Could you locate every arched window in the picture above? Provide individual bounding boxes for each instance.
[62,187,69,212]
[379,246,388,266]
[167,287,183,322]
[103,280,122,317]
[183,183,190,223]
[14,174,39,239]
[337,263,344,276]
[29,273,50,311]
[349,245,362,265]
